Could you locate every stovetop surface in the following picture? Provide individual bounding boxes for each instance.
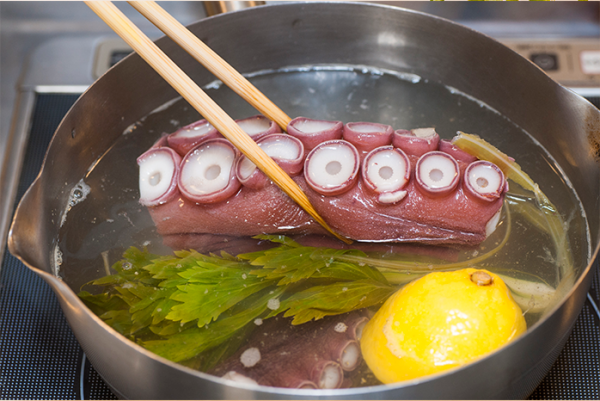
[0,93,598,400]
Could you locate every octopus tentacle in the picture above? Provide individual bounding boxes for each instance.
[141,116,510,247]
[178,138,241,204]
[260,134,305,176]
[137,147,181,206]
[221,371,260,386]
[338,340,361,371]
[152,133,169,148]
[211,313,369,389]
[222,359,320,389]
[235,155,269,190]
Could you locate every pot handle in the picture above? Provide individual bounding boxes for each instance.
[203,1,264,16]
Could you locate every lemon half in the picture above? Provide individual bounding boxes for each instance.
[361,268,526,384]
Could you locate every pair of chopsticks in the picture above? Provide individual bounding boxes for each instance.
[85,1,351,244]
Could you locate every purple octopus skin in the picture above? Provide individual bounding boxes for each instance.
[210,311,370,389]
[137,116,508,247]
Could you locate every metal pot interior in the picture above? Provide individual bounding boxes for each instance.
[8,2,600,399]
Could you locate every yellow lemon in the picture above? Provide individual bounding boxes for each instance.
[361,268,526,384]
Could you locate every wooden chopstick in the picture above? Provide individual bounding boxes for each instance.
[128,1,292,131]
[85,1,351,244]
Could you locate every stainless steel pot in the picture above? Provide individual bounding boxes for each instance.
[8,2,600,399]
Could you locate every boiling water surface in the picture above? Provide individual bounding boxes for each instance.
[58,65,590,385]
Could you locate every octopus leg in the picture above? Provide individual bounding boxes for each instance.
[211,311,370,389]
[141,117,508,247]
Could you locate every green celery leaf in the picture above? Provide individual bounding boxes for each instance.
[151,321,192,337]
[144,251,202,280]
[251,247,327,285]
[313,259,388,283]
[112,247,160,284]
[143,287,285,362]
[271,279,395,325]
[89,274,128,287]
[151,298,180,325]
[79,291,129,317]
[252,234,302,247]
[183,322,256,372]
[246,246,369,286]
[130,301,160,334]
[166,267,277,326]
[129,287,175,313]
[114,285,144,307]
[99,310,134,336]
[217,251,238,261]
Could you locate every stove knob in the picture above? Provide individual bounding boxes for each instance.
[530,53,559,72]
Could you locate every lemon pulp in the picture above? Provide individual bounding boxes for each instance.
[361,268,526,384]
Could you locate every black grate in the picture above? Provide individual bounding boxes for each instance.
[587,97,600,109]
[0,94,117,400]
[530,291,600,400]
[0,251,83,400]
[0,93,598,400]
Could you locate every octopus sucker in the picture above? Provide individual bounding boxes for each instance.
[137,147,181,206]
[235,114,282,141]
[167,119,220,156]
[235,134,305,190]
[287,116,344,151]
[343,121,393,157]
[178,138,241,204]
[362,146,410,204]
[416,151,460,197]
[392,127,440,157]
[304,140,360,196]
[138,116,508,248]
[166,114,280,157]
[463,160,507,202]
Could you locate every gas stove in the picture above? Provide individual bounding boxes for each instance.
[1,2,598,399]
